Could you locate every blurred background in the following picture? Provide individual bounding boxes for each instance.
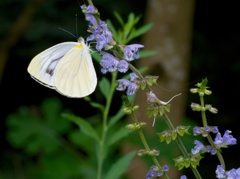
[1,0,240,178]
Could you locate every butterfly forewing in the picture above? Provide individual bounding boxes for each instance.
[54,42,97,98]
[27,42,78,88]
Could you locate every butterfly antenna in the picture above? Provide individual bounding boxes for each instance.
[58,27,77,38]
[75,14,79,37]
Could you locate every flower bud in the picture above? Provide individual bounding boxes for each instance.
[137,149,148,156]
[122,107,132,114]
[191,103,203,111]
[204,89,212,95]
[190,88,198,93]
[132,105,139,111]
[148,149,160,156]
[209,107,218,114]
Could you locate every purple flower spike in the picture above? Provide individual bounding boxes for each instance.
[214,130,237,148]
[86,14,97,26]
[191,140,205,155]
[222,130,237,145]
[116,79,130,91]
[130,73,139,81]
[124,44,144,61]
[126,82,138,95]
[86,5,95,13]
[118,60,129,73]
[216,165,225,179]
[180,175,187,179]
[100,52,119,73]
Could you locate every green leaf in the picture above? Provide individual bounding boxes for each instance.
[108,108,125,127]
[6,99,71,154]
[107,127,131,147]
[63,113,99,142]
[104,151,135,179]
[113,11,125,27]
[131,23,153,39]
[139,50,157,58]
[99,77,111,100]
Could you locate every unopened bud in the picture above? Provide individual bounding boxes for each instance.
[204,89,212,95]
[190,88,198,93]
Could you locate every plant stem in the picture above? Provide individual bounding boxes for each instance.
[131,114,170,179]
[163,113,202,179]
[130,62,202,178]
[96,72,117,179]
[87,0,94,6]
[199,95,226,169]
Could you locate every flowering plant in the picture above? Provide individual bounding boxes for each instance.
[77,1,239,179]
[6,1,239,179]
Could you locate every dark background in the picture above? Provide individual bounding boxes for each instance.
[1,0,240,178]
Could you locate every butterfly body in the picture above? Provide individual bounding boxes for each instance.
[28,37,97,98]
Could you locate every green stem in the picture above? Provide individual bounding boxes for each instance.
[96,72,117,179]
[131,114,170,179]
[163,113,202,179]
[87,0,94,6]
[131,62,201,178]
[199,95,226,169]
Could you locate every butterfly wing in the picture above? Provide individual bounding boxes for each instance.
[27,42,78,88]
[54,42,97,98]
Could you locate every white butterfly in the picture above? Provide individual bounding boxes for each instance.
[27,37,97,98]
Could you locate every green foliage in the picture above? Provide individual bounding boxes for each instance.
[6,98,71,154]
[107,12,152,44]
[104,151,135,179]
[173,154,203,170]
[3,7,161,179]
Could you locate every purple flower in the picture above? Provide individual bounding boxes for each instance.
[226,168,240,178]
[191,140,205,155]
[86,14,97,26]
[214,130,237,148]
[212,126,219,133]
[86,5,95,13]
[146,165,164,179]
[86,20,113,51]
[116,78,138,95]
[180,175,187,179]
[126,82,138,95]
[117,60,129,73]
[205,126,211,132]
[216,165,225,179]
[163,165,169,172]
[130,73,139,81]
[193,126,202,136]
[124,44,144,61]
[100,52,119,73]
[116,79,130,91]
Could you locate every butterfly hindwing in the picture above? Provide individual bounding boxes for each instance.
[27,42,79,88]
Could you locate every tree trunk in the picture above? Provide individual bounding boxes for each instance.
[126,0,195,178]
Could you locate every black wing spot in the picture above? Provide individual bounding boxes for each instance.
[46,68,54,76]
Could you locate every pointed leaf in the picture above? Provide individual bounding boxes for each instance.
[139,50,157,59]
[131,23,153,39]
[63,113,99,142]
[84,96,104,111]
[107,127,131,147]
[105,151,135,179]
[108,108,125,127]
[114,11,124,27]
